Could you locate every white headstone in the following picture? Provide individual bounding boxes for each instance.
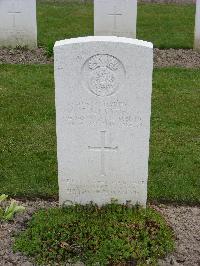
[194,0,200,51]
[54,36,153,207]
[94,0,137,38]
[0,0,37,48]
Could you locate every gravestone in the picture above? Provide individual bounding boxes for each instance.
[0,0,37,48]
[194,0,200,51]
[94,0,137,38]
[54,36,153,206]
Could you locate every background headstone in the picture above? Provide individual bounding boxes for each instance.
[194,0,200,51]
[0,0,37,48]
[94,0,137,38]
[54,36,153,207]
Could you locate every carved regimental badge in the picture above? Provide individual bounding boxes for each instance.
[82,54,125,97]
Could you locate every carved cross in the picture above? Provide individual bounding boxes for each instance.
[108,5,122,30]
[8,3,22,28]
[88,131,118,176]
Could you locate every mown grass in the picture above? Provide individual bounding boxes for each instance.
[138,4,195,49]
[149,68,200,204]
[14,203,174,265]
[0,65,57,197]
[37,2,195,52]
[0,65,199,203]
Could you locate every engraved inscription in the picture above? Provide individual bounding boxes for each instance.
[82,54,125,97]
[88,131,118,176]
[64,182,141,195]
[64,100,142,128]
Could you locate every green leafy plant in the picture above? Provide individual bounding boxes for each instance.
[45,43,54,57]
[0,194,25,221]
[0,194,8,202]
[14,203,174,265]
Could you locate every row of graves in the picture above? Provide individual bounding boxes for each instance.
[0,0,200,50]
[0,0,198,206]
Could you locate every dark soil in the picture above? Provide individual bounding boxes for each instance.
[154,48,200,68]
[155,205,200,266]
[0,200,199,266]
[0,48,53,65]
[1,48,200,68]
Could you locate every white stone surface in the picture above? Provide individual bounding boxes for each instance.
[54,36,153,207]
[194,0,200,51]
[94,0,137,38]
[0,0,37,48]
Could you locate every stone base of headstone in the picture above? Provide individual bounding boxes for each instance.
[194,39,200,51]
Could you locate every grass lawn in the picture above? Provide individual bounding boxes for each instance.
[37,2,195,51]
[0,65,57,197]
[0,65,199,204]
[149,68,200,204]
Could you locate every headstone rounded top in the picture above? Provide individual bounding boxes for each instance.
[54,36,153,49]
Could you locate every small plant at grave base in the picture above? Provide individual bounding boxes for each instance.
[0,194,25,221]
[14,203,174,265]
[45,43,54,57]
